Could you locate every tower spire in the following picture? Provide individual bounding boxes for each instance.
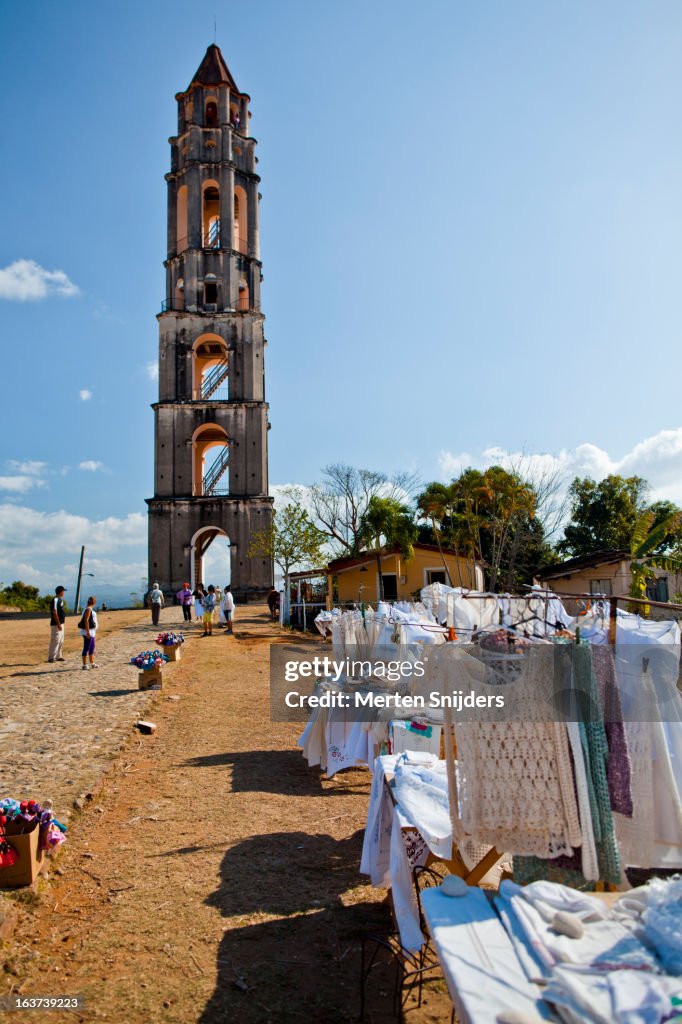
[188,43,238,91]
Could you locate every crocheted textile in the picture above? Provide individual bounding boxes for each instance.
[591,644,633,817]
[451,647,582,857]
[514,644,622,887]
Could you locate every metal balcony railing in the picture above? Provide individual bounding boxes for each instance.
[203,447,230,496]
[201,359,229,400]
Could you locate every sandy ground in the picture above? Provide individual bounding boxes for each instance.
[0,606,452,1023]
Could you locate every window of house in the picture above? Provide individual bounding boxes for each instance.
[646,577,669,603]
[426,569,447,585]
[590,579,612,596]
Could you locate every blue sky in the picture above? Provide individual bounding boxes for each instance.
[1,0,682,592]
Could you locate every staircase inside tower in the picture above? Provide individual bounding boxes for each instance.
[203,446,230,496]
[201,359,229,400]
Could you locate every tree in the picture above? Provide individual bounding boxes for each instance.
[628,507,682,612]
[416,482,458,585]
[310,463,420,556]
[248,493,327,625]
[453,467,540,591]
[559,475,650,557]
[417,467,552,592]
[358,496,418,601]
[0,581,53,612]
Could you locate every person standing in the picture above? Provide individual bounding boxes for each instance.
[267,587,279,621]
[223,585,235,635]
[193,583,205,622]
[202,585,217,636]
[79,596,99,670]
[48,585,67,662]
[149,582,165,627]
[176,582,193,623]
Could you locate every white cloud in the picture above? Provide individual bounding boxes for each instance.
[146,362,159,381]
[7,460,48,476]
[0,505,148,591]
[0,460,49,493]
[0,476,46,493]
[0,259,79,301]
[78,460,104,472]
[0,506,146,559]
[79,389,92,401]
[438,426,682,507]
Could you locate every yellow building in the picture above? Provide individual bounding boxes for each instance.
[328,544,484,604]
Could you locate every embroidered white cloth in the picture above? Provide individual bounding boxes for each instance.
[392,755,452,860]
[420,886,554,1023]
[498,880,659,979]
[543,964,682,1024]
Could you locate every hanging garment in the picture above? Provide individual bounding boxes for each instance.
[514,644,622,886]
[450,645,582,858]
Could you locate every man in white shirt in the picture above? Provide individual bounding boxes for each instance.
[222,585,235,635]
[48,585,67,662]
[149,583,165,627]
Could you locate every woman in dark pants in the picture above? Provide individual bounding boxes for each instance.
[80,596,99,670]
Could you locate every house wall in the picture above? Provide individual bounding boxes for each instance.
[542,562,682,607]
[334,550,482,604]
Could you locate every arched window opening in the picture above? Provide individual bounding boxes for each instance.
[233,186,248,253]
[176,185,188,252]
[193,424,230,496]
[202,184,220,248]
[229,104,241,132]
[174,278,184,311]
[238,280,249,311]
[193,335,229,401]
[205,100,218,127]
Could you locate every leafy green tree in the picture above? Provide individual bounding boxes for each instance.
[559,476,649,556]
[418,468,553,592]
[416,482,458,585]
[628,508,682,611]
[448,468,542,591]
[0,581,53,612]
[559,475,682,565]
[358,496,418,601]
[248,494,327,624]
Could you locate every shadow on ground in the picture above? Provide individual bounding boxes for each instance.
[180,748,368,797]
[198,829,394,1024]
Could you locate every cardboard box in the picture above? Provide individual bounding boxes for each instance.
[166,644,181,662]
[139,667,163,690]
[0,820,44,888]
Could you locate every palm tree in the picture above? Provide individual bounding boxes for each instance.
[417,482,457,585]
[628,508,682,614]
[358,496,417,601]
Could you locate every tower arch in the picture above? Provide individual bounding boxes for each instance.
[190,525,231,590]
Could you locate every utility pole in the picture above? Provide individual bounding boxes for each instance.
[74,546,85,615]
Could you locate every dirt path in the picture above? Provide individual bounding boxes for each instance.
[1,607,451,1023]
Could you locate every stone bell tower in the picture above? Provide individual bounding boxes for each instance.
[146,44,274,601]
